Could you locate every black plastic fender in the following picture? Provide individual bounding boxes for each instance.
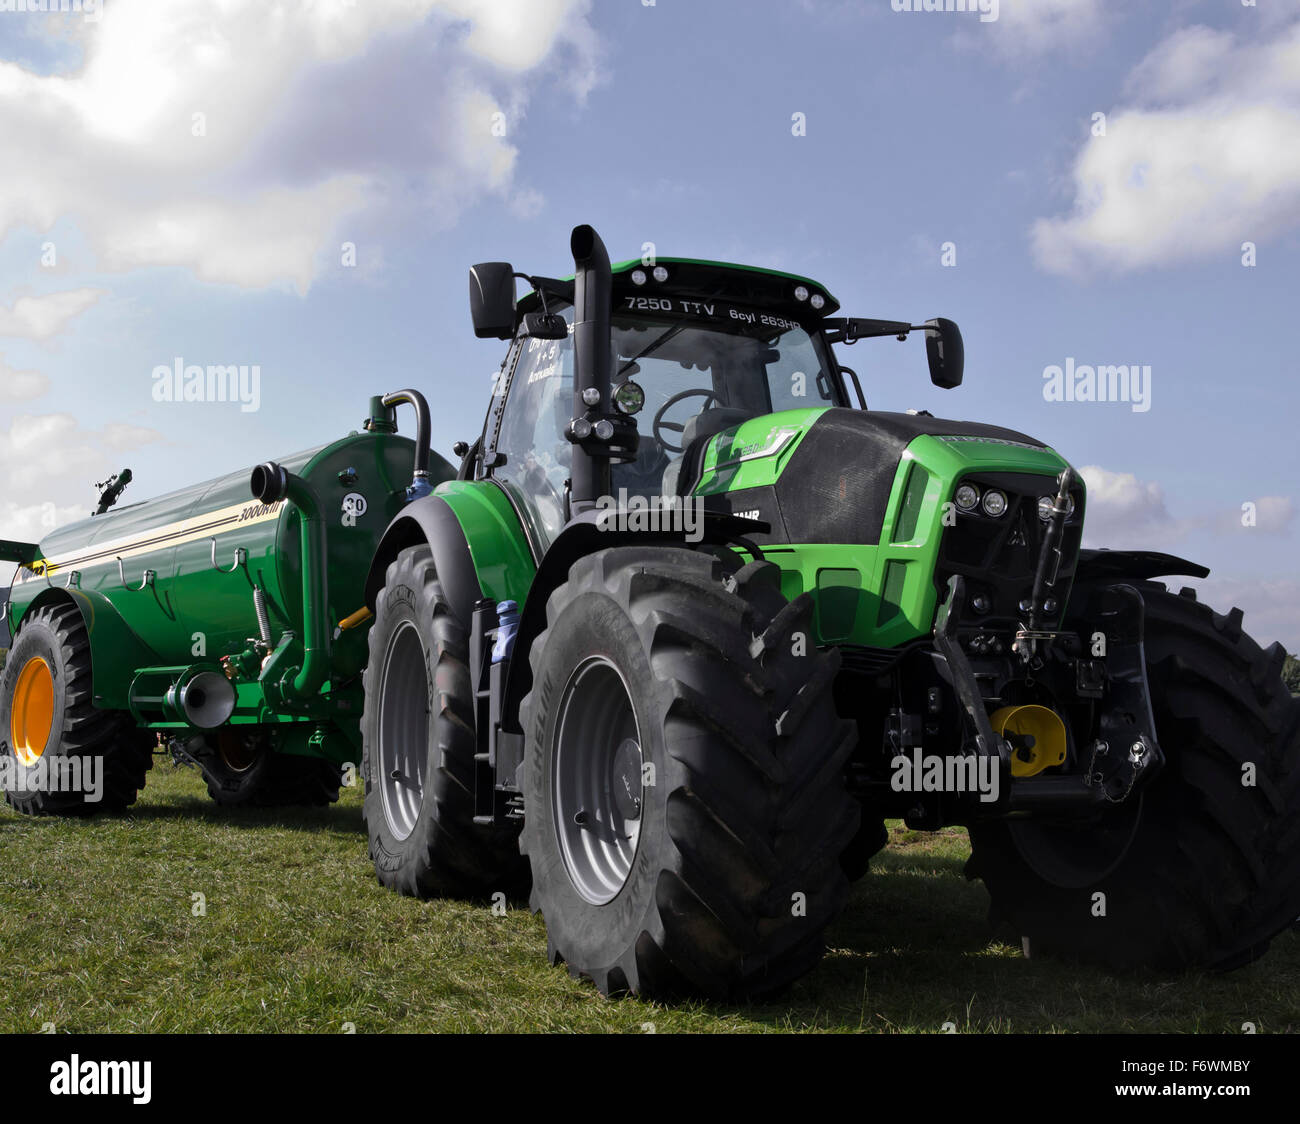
[363,496,484,629]
[1074,548,1209,584]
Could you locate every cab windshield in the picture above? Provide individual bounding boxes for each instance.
[490,302,841,546]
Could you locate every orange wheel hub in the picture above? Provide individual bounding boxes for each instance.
[10,656,55,767]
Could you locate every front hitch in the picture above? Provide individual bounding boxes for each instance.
[933,575,1163,813]
[933,574,1008,770]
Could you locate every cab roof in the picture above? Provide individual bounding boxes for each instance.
[521,256,840,317]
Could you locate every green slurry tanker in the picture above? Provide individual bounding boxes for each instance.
[2,225,1297,998]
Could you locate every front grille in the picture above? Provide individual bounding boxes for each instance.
[935,472,1085,627]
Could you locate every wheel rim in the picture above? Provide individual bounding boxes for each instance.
[553,657,644,906]
[10,656,55,767]
[216,731,258,774]
[378,621,429,842]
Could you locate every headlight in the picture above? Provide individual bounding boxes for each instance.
[981,489,1008,517]
[954,484,980,511]
[1037,494,1075,521]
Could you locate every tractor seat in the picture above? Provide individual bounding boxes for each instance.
[662,407,753,496]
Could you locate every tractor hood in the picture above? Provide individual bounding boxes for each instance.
[691,407,1072,547]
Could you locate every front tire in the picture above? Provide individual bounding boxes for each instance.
[518,547,860,998]
[968,583,1300,970]
[361,545,526,898]
[0,603,152,816]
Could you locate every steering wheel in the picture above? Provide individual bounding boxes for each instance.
[653,388,719,453]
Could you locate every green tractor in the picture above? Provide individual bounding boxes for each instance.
[3,224,1298,999]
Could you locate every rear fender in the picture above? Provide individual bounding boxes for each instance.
[10,587,157,711]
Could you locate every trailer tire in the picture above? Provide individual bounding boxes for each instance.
[362,545,527,898]
[0,602,152,816]
[967,583,1300,971]
[194,731,342,807]
[518,547,860,998]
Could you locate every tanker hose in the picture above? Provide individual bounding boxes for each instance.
[249,461,330,699]
[381,389,433,497]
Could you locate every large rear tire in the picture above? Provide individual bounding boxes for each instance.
[0,603,152,816]
[968,583,1300,970]
[361,545,526,898]
[518,547,859,998]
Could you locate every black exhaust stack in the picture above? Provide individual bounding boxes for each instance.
[569,224,613,514]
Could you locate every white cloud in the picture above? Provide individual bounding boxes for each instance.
[0,413,163,594]
[951,0,1105,58]
[0,0,597,293]
[1078,464,1177,549]
[1033,20,1300,275]
[0,289,104,340]
[0,413,163,500]
[0,356,49,402]
[1078,465,1295,549]
[0,501,85,554]
[988,0,1105,54]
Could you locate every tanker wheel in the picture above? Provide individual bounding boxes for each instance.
[967,583,1300,971]
[518,547,860,998]
[197,729,342,808]
[361,544,527,898]
[0,602,152,816]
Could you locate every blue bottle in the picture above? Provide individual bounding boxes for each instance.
[492,600,520,663]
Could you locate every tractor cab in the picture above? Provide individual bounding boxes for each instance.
[477,256,850,547]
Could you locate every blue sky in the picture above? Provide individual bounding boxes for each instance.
[1,0,1297,648]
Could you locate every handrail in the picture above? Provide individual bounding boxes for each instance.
[116,556,155,591]
[210,539,248,574]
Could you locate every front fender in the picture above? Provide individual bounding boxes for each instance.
[1074,548,1209,584]
[363,481,535,629]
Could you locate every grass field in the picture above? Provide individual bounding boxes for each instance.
[1,758,1296,1034]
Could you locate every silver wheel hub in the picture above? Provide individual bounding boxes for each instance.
[378,621,428,842]
[553,657,644,906]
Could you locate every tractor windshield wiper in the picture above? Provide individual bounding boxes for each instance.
[615,321,689,382]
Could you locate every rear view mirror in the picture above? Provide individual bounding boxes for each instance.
[924,318,963,389]
[519,311,569,340]
[470,262,517,340]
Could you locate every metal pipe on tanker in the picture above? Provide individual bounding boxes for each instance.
[381,389,433,500]
[249,461,330,700]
